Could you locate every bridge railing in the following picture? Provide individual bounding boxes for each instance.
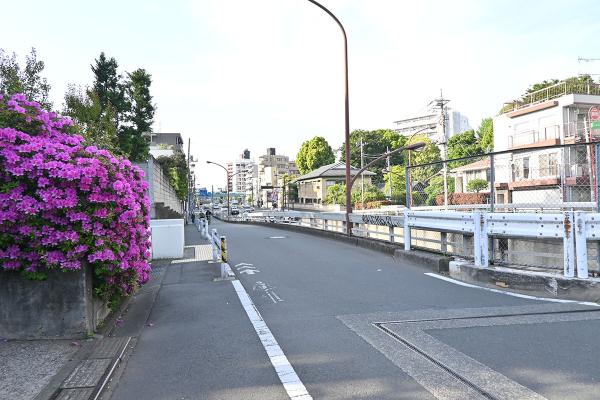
[245,210,600,279]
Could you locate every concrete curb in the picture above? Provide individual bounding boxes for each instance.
[449,261,600,303]
[393,249,450,273]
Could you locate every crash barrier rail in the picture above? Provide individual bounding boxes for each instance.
[245,210,600,279]
[209,228,234,279]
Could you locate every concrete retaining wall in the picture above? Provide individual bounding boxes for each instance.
[134,157,183,219]
[0,265,97,339]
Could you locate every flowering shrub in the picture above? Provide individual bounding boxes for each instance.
[0,93,151,300]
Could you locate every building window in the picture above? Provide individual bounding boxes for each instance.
[539,153,558,177]
[513,157,530,181]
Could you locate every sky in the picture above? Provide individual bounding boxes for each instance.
[2,0,600,188]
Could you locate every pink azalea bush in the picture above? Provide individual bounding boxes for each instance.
[0,93,151,300]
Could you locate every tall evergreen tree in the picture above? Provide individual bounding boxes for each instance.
[124,69,154,161]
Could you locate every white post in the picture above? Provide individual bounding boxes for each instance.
[389,225,394,243]
[474,211,489,267]
[574,211,589,279]
[564,211,576,278]
[403,209,411,251]
[211,228,219,262]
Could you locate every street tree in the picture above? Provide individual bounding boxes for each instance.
[0,48,52,109]
[478,117,494,152]
[325,183,346,205]
[447,129,483,167]
[296,136,335,174]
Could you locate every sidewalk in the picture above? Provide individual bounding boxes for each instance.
[103,222,287,400]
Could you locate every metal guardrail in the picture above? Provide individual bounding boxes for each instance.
[245,210,600,279]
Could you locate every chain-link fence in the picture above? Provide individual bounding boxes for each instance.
[406,142,600,212]
[405,141,600,272]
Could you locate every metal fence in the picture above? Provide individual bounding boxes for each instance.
[244,209,600,279]
[407,142,600,212]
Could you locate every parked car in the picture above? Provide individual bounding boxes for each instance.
[230,207,240,216]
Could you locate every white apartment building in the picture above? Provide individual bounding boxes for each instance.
[493,80,600,205]
[393,106,470,144]
[227,149,257,202]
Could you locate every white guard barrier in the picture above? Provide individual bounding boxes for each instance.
[150,219,185,259]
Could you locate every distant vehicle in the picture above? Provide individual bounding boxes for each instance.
[243,205,255,212]
[230,208,240,216]
[213,204,221,210]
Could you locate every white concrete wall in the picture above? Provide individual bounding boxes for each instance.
[150,219,184,259]
[134,157,183,218]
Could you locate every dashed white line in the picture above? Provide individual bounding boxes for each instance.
[231,280,312,399]
[425,273,600,307]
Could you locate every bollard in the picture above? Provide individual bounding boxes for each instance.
[211,229,219,262]
[220,236,228,279]
[204,219,210,239]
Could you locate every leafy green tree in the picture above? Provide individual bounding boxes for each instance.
[423,175,455,206]
[123,68,154,161]
[478,118,493,152]
[63,85,122,154]
[325,183,346,205]
[467,178,488,193]
[352,183,385,205]
[0,48,52,109]
[340,129,408,184]
[296,136,335,174]
[447,130,483,168]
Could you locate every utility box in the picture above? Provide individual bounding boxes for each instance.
[151,219,185,259]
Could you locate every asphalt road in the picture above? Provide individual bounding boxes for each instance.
[109,220,600,400]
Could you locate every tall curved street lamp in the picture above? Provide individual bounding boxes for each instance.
[306,0,352,234]
[206,161,231,216]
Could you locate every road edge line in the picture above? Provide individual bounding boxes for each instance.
[231,280,312,400]
[424,272,600,307]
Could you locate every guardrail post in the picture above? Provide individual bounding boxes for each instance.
[574,211,589,279]
[440,232,447,254]
[403,209,411,251]
[323,219,328,231]
[389,225,394,243]
[563,211,576,278]
[472,211,489,268]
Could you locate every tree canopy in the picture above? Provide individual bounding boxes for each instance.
[296,136,335,175]
[0,48,52,109]
[340,129,407,184]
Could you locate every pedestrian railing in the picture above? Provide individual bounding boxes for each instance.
[245,210,600,279]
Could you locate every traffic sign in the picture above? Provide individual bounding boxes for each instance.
[590,106,600,129]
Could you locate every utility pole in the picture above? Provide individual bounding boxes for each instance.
[187,138,191,222]
[432,90,450,208]
[360,137,365,206]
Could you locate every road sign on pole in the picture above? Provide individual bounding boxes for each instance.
[590,106,600,129]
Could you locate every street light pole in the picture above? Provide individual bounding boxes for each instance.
[206,161,230,216]
[306,0,351,234]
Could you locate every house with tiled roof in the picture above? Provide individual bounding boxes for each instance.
[294,162,375,204]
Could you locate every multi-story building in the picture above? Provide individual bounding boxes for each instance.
[393,105,470,144]
[493,79,600,205]
[257,148,299,207]
[226,149,256,203]
[148,132,184,158]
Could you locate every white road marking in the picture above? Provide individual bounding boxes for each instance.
[239,269,260,275]
[425,273,600,307]
[231,280,312,400]
[269,236,286,239]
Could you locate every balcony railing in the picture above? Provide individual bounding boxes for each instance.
[503,80,600,113]
[508,126,559,148]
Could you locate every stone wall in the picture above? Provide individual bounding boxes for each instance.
[0,265,99,339]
